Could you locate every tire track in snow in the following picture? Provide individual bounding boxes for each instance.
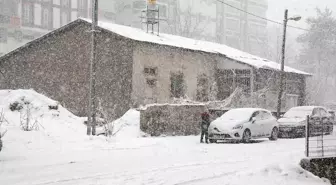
[32,158,250,185]
[172,167,248,185]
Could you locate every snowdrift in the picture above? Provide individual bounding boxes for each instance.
[0,89,87,143]
[0,89,142,143]
[104,109,142,138]
[231,165,331,185]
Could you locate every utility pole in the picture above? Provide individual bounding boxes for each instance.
[276,9,301,118]
[276,9,288,118]
[87,0,98,136]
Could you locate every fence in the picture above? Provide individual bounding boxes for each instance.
[305,115,336,158]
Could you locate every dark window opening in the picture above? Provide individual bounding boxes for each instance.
[0,28,8,43]
[144,67,158,76]
[196,75,209,102]
[170,72,185,98]
[146,79,157,87]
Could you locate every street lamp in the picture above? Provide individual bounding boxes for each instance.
[276,9,301,118]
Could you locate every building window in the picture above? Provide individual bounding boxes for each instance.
[133,1,146,10]
[226,36,240,49]
[62,0,70,7]
[22,3,33,25]
[0,28,8,43]
[226,18,240,32]
[158,4,167,18]
[144,67,158,76]
[146,79,157,87]
[78,0,86,10]
[286,94,299,109]
[196,74,209,102]
[170,72,185,98]
[61,12,69,26]
[42,8,49,28]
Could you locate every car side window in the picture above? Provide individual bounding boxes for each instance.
[312,108,320,117]
[262,111,272,120]
[251,111,259,120]
[255,111,263,120]
[320,108,328,117]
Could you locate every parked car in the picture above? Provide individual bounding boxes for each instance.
[328,110,336,125]
[278,106,333,138]
[208,108,279,143]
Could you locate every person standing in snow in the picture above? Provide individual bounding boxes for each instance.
[200,112,210,143]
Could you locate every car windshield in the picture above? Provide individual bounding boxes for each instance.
[219,109,254,121]
[283,109,312,118]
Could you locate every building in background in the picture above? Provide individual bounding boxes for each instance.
[99,0,268,56]
[0,0,268,57]
[216,0,268,56]
[0,0,89,56]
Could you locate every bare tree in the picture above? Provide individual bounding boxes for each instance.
[96,98,126,138]
[19,102,43,131]
[0,110,8,138]
[168,7,208,39]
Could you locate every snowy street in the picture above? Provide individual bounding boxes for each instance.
[0,90,331,185]
[0,135,330,185]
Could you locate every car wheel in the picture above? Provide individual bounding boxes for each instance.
[242,129,251,143]
[269,127,278,141]
[209,139,217,143]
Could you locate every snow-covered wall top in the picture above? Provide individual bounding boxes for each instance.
[80,18,309,76]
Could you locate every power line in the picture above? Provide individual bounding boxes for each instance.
[216,0,309,31]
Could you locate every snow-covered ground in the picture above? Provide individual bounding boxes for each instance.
[0,90,332,185]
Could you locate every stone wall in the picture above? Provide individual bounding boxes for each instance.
[140,104,207,136]
[300,157,336,185]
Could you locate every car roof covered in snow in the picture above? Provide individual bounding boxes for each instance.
[227,108,270,113]
[79,18,310,76]
[288,106,325,111]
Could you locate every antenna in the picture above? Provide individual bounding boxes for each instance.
[141,0,160,35]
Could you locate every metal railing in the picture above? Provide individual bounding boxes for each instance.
[305,115,336,158]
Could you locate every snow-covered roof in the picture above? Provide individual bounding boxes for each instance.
[80,18,310,76]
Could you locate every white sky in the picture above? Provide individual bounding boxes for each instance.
[267,0,336,28]
[266,0,336,43]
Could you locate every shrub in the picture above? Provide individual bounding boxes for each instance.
[9,101,23,112]
[48,105,58,110]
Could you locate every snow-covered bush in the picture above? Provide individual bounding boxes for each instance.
[19,103,42,131]
[0,110,8,152]
[96,100,121,137]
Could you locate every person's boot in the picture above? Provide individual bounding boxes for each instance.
[200,138,204,143]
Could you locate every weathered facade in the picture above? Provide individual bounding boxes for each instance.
[0,19,310,119]
[216,64,307,112]
[0,20,134,119]
[132,43,217,106]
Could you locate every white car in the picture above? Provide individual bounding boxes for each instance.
[208,108,279,143]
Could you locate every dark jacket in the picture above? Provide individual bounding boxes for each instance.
[201,119,210,131]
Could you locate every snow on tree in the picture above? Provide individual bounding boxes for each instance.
[297,8,336,104]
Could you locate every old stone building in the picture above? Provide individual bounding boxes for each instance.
[0,18,310,119]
